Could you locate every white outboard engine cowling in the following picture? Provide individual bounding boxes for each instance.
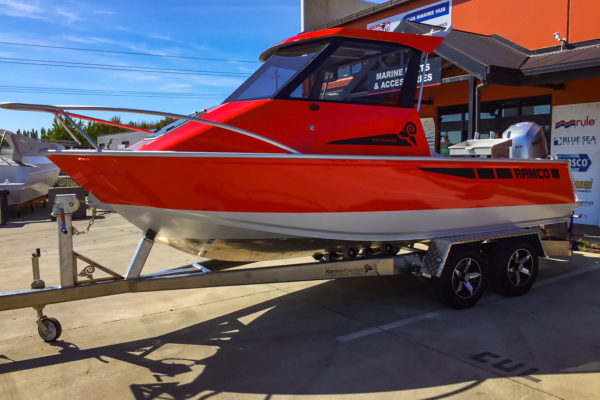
[501,122,548,159]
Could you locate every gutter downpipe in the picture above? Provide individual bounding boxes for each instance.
[474,79,489,136]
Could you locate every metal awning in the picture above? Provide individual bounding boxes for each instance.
[398,21,600,86]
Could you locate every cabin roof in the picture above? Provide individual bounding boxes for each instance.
[259,27,444,62]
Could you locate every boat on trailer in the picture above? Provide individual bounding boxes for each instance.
[0,28,580,341]
[0,28,578,261]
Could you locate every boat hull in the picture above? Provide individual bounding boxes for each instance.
[0,156,60,206]
[113,203,575,260]
[47,150,578,260]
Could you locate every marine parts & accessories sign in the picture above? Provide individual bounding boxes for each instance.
[367,0,452,31]
[368,57,441,94]
[552,102,600,225]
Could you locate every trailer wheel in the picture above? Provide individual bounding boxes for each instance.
[434,251,486,309]
[490,241,538,296]
[38,317,62,342]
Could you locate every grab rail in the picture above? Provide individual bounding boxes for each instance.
[0,103,300,154]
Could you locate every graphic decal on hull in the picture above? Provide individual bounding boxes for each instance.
[420,167,476,179]
[329,122,418,146]
[420,167,561,180]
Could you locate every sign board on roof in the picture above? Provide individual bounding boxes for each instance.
[367,0,452,32]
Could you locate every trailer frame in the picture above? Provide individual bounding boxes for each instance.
[0,193,570,342]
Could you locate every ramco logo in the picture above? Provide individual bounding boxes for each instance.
[555,116,596,129]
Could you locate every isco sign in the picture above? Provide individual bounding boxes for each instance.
[557,154,591,172]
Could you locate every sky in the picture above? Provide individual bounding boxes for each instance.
[0,0,307,132]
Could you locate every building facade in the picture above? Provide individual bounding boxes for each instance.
[303,0,600,225]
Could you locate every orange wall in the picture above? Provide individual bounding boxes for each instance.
[569,0,600,43]
[553,78,600,105]
[452,0,569,50]
[345,0,600,50]
[418,78,600,115]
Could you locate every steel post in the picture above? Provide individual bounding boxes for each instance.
[125,230,156,279]
[57,213,75,287]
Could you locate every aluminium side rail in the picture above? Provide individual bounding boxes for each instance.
[0,102,300,154]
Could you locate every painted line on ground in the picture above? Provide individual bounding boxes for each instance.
[337,263,600,343]
[337,311,446,342]
[534,263,600,288]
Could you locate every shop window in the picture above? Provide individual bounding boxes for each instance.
[440,113,462,122]
[438,95,552,156]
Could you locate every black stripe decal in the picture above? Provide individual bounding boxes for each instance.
[477,168,495,179]
[496,168,513,179]
[329,134,412,146]
[420,168,476,179]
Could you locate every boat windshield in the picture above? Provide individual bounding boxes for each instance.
[225,41,328,102]
[226,38,421,108]
[283,39,421,108]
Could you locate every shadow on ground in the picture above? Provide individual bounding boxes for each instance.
[0,267,598,399]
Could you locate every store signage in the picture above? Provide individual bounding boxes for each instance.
[417,57,442,87]
[367,0,452,31]
[553,135,597,146]
[556,154,592,172]
[555,116,596,129]
[368,58,441,94]
[551,102,600,225]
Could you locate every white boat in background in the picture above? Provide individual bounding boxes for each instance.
[0,130,63,207]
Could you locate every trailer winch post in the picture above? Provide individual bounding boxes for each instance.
[51,194,80,287]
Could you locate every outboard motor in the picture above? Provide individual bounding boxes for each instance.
[500,122,548,159]
[448,121,548,159]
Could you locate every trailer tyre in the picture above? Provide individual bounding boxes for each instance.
[434,251,486,309]
[490,241,538,296]
[38,317,62,342]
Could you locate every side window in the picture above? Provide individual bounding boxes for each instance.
[288,40,419,108]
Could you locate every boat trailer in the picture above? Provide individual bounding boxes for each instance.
[0,194,569,342]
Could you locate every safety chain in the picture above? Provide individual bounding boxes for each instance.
[72,205,97,236]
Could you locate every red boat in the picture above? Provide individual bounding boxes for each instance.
[0,28,578,261]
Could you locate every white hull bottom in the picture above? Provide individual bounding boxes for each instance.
[110,203,577,261]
